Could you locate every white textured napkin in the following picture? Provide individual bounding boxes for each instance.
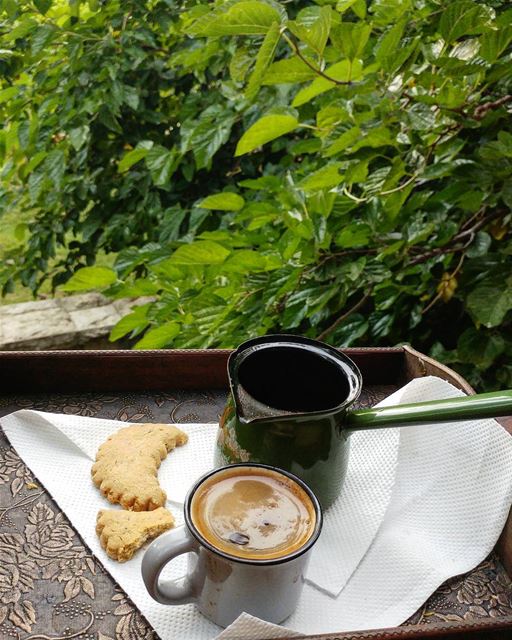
[216,613,303,639]
[2,376,512,639]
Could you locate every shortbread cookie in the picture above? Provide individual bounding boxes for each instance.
[96,507,174,562]
[91,423,188,511]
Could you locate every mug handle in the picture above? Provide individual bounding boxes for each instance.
[141,525,200,605]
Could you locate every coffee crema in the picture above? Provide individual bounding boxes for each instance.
[190,466,316,560]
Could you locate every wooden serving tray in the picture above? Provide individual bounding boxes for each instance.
[0,345,511,640]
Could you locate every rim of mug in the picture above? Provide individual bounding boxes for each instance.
[184,463,323,566]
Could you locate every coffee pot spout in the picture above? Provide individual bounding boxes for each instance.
[231,383,293,424]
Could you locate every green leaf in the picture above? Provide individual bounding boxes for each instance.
[230,46,254,83]
[246,22,281,100]
[223,250,268,272]
[235,113,299,156]
[467,283,512,328]
[7,19,37,42]
[502,181,512,210]
[298,162,344,191]
[134,322,180,350]
[109,305,150,342]
[336,0,358,14]
[1,0,18,18]
[69,125,90,152]
[352,125,394,151]
[170,241,230,265]
[14,223,28,242]
[28,171,45,203]
[316,105,349,130]
[324,126,360,157]
[115,280,160,298]
[370,0,410,26]
[330,22,371,60]
[457,328,505,370]
[331,313,368,346]
[288,6,332,56]
[375,20,406,69]
[479,26,512,63]
[123,85,139,110]
[262,57,316,84]
[97,105,122,134]
[145,146,179,186]
[33,0,52,14]
[45,149,66,190]
[362,166,391,195]
[69,0,79,18]
[199,193,245,211]
[238,175,282,190]
[335,222,371,247]
[61,267,117,292]
[466,232,491,258]
[0,87,18,104]
[369,310,393,338]
[118,143,153,173]
[187,0,284,36]
[189,292,231,338]
[439,1,494,43]
[352,0,367,18]
[182,111,235,170]
[31,24,55,55]
[382,186,412,221]
[345,159,369,184]
[292,59,363,107]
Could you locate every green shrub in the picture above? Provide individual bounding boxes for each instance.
[1,0,512,389]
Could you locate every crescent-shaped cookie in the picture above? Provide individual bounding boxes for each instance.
[91,423,188,511]
[96,507,174,561]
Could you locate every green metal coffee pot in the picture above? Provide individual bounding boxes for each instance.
[214,336,512,508]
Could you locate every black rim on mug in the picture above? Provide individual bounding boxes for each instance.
[184,463,323,566]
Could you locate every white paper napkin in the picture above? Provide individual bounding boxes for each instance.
[216,613,303,639]
[2,376,512,639]
[0,399,401,598]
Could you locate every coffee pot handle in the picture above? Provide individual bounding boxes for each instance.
[345,389,512,430]
[141,525,199,605]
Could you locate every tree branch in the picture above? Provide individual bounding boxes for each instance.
[408,208,507,266]
[317,289,373,341]
[473,95,512,120]
[409,234,475,266]
[403,91,512,122]
[282,32,355,87]
[452,208,505,242]
[307,248,378,275]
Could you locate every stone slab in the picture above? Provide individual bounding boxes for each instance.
[69,304,121,336]
[59,292,110,311]
[0,293,150,351]
[1,308,76,346]
[0,298,59,315]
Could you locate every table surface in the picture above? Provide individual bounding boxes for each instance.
[1,385,512,640]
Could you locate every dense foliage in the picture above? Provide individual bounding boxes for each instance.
[1,0,512,389]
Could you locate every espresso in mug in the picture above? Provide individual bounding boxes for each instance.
[190,465,316,560]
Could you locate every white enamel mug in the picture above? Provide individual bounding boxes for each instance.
[141,463,322,628]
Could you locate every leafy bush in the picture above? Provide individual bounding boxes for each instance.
[0,0,243,289]
[1,0,512,390]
